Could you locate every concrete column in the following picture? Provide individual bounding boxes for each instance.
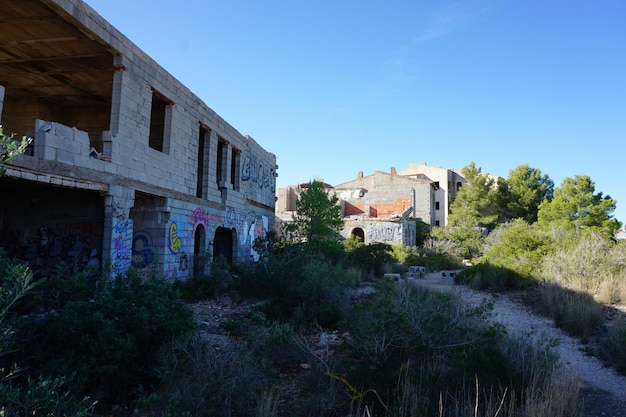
[102,185,135,277]
[0,85,5,124]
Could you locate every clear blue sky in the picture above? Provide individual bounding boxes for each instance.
[85,0,626,224]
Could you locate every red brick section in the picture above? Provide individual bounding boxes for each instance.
[344,199,410,218]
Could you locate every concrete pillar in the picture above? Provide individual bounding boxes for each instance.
[0,85,5,124]
[102,185,135,277]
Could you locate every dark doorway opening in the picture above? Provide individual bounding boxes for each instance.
[213,226,233,264]
[351,227,365,243]
[193,225,206,277]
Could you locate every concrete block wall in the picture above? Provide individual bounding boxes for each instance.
[107,54,276,211]
[398,163,465,226]
[335,172,433,221]
[1,0,277,278]
[341,219,405,245]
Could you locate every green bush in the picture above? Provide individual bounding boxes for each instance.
[0,375,96,417]
[480,219,552,280]
[175,255,232,301]
[13,270,195,405]
[239,248,358,327]
[146,332,267,417]
[457,262,525,291]
[344,239,394,277]
[338,283,525,416]
[0,253,96,417]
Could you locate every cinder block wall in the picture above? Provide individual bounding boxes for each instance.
[1,0,277,278]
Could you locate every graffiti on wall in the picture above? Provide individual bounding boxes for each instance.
[131,231,155,270]
[367,224,403,244]
[112,219,132,275]
[224,207,246,229]
[241,149,275,191]
[192,206,269,261]
[0,221,103,272]
[127,206,269,276]
[168,222,182,254]
[249,215,268,261]
[191,207,222,229]
[166,218,188,279]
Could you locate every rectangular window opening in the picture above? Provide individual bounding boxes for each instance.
[231,147,241,191]
[149,88,173,152]
[196,124,210,198]
[216,138,227,188]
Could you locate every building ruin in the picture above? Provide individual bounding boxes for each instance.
[276,164,464,246]
[0,0,277,279]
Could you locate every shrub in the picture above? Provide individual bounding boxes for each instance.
[146,332,267,417]
[13,270,195,405]
[419,238,465,271]
[337,283,525,416]
[175,255,232,301]
[457,262,524,291]
[541,231,619,292]
[0,375,96,417]
[600,315,626,375]
[239,253,358,327]
[536,283,605,342]
[0,253,96,417]
[345,240,394,277]
[480,219,552,280]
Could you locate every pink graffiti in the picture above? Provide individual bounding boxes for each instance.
[192,208,221,227]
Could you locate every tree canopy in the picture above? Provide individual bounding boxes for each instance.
[288,179,344,247]
[537,175,621,237]
[496,164,554,223]
[448,161,499,231]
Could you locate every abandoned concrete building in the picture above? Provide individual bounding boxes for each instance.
[275,164,465,246]
[398,162,465,227]
[0,0,277,278]
[333,168,435,246]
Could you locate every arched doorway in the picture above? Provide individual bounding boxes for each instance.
[193,225,206,277]
[213,227,234,264]
[351,227,365,243]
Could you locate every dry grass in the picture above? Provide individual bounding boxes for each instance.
[537,283,605,341]
[345,366,581,417]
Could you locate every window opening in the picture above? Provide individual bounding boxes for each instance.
[149,88,173,152]
[216,138,227,187]
[231,147,241,191]
[196,125,210,198]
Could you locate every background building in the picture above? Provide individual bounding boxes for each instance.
[0,0,277,279]
[398,162,465,227]
[333,168,435,246]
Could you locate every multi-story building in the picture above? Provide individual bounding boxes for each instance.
[275,168,436,246]
[0,0,277,279]
[275,163,466,246]
[398,162,465,227]
[333,168,435,246]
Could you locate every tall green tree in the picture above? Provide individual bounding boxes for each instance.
[496,164,554,223]
[288,179,344,247]
[448,162,499,231]
[537,175,621,237]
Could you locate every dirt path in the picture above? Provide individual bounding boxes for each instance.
[414,276,626,416]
